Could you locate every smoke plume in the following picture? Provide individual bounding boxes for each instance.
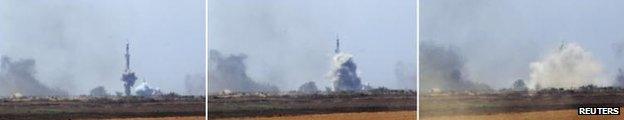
[89,86,109,97]
[121,71,137,96]
[419,42,490,91]
[0,56,67,96]
[133,81,162,97]
[529,42,602,89]
[328,53,362,91]
[298,81,319,93]
[208,50,279,93]
[511,79,528,91]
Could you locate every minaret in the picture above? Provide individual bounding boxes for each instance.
[335,34,340,53]
[125,42,130,71]
[122,40,137,96]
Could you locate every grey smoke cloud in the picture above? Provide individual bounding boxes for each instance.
[89,86,109,97]
[0,56,68,96]
[298,81,319,93]
[208,50,279,93]
[328,53,362,91]
[133,81,162,97]
[529,42,603,89]
[419,42,490,91]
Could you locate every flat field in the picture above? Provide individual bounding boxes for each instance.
[423,108,624,120]
[421,91,624,119]
[107,116,205,120]
[0,96,205,120]
[208,92,417,119]
[220,111,416,120]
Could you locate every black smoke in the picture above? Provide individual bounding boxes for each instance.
[420,42,490,91]
[89,86,109,97]
[512,79,528,91]
[121,72,137,96]
[0,56,67,96]
[208,50,278,93]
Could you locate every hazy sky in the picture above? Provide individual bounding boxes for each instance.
[209,0,417,90]
[422,0,624,89]
[0,0,205,95]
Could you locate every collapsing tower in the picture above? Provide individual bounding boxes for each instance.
[328,35,362,91]
[121,42,138,96]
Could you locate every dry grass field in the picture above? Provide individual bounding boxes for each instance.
[423,108,623,120]
[106,116,205,120]
[0,96,205,120]
[420,90,624,120]
[208,92,416,119]
[218,111,416,120]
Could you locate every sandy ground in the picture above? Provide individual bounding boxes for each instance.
[423,109,624,120]
[105,116,205,120]
[218,111,416,120]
